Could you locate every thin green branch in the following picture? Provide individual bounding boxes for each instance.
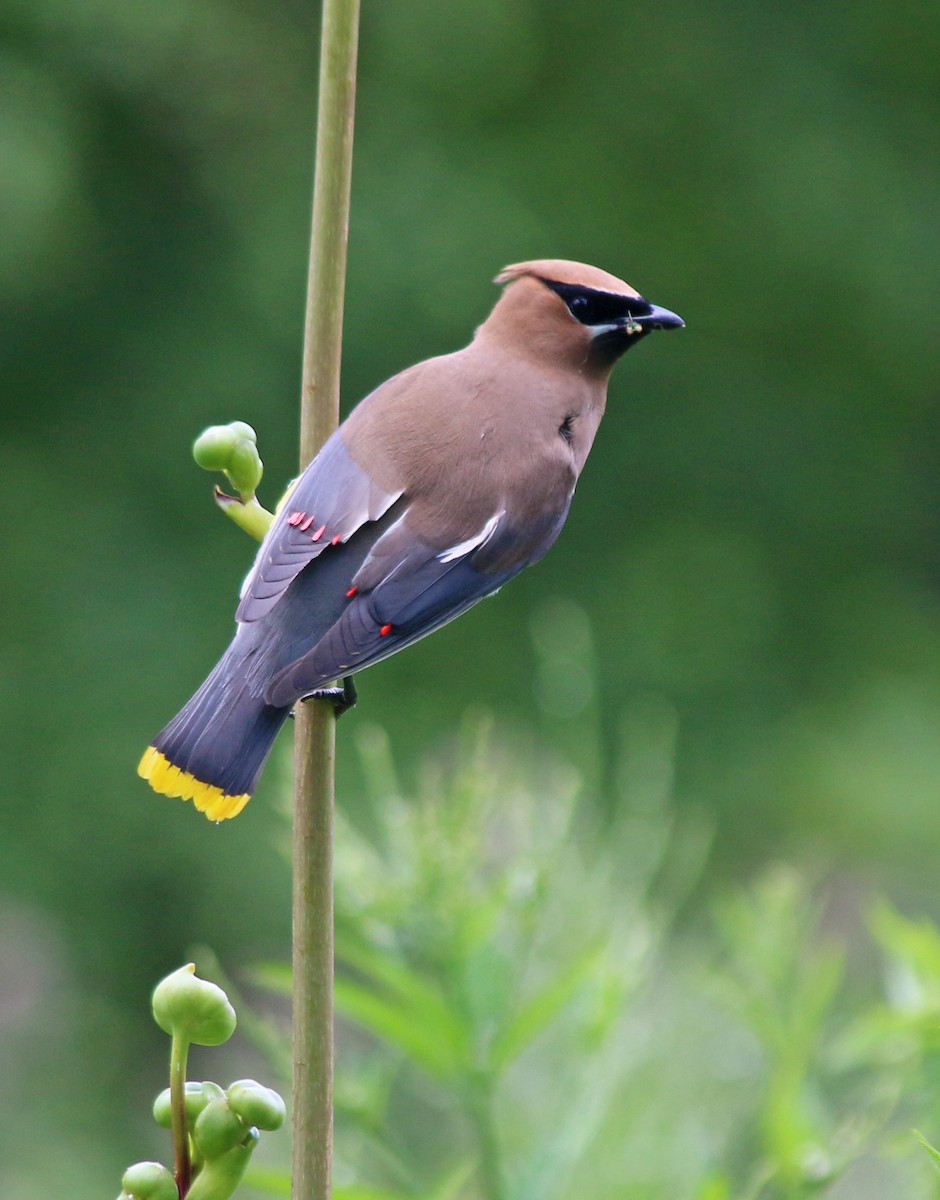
[170,1031,192,1196]
[292,3,361,1200]
[467,1078,504,1200]
[212,489,273,541]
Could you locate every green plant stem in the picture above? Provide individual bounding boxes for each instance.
[468,1078,504,1200]
[213,490,274,541]
[292,3,360,1200]
[170,1031,192,1196]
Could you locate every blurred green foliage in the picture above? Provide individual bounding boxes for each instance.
[237,723,940,1199]
[1,0,939,1195]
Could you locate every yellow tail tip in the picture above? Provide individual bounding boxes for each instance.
[137,746,251,821]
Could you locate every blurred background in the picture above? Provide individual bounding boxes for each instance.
[2,1,939,1196]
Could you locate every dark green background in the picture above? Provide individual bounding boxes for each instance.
[1,0,938,1192]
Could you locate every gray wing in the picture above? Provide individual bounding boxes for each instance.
[236,430,403,623]
[263,495,573,707]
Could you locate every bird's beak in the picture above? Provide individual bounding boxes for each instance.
[635,302,685,331]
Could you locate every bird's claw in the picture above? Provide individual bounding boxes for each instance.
[291,676,358,719]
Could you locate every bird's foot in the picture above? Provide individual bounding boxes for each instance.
[295,676,358,718]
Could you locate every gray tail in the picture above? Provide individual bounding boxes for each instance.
[138,644,288,820]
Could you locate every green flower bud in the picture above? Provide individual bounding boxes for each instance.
[193,1097,246,1160]
[151,964,237,1046]
[193,422,263,499]
[227,421,257,442]
[193,424,242,472]
[226,438,264,496]
[185,1132,258,1200]
[153,1080,225,1128]
[226,1079,286,1131]
[119,1160,177,1200]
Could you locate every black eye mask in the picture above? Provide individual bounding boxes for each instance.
[541,279,653,327]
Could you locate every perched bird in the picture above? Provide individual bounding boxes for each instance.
[139,259,683,819]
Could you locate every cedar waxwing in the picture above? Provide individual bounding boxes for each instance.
[139,259,683,819]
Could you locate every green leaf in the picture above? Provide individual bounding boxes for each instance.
[249,961,293,996]
[254,943,471,1079]
[870,901,940,1016]
[514,1061,618,1200]
[337,933,457,1022]
[914,1129,940,1172]
[334,933,471,1077]
[427,1158,476,1200]
[335,977,466,1080]
[490,942,604,1071]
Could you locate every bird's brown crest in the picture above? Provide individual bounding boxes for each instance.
[495,258,640,298]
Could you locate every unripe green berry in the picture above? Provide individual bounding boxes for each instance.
[151,964,236,1046]
[193,421,263,498]
[193,425,241,471]
[226,438,264,496]
[226,1079,286,1130]
[119,1160,177,1200]
[153,1079,225,1128]
[193,1097,246,1160]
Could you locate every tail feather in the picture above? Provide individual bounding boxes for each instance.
[139,647,289,821]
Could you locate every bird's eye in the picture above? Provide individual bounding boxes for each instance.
[567,293,599,322]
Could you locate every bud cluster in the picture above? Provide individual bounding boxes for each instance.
[117,965,284,1200]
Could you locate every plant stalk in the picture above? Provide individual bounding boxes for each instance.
[468,1079,504,1200]
[292,3,360,1200]
[170,1031,192,1196]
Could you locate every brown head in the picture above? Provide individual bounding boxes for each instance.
[475,258,684,375]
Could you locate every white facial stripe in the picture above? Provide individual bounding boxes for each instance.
[590,317,643,338]
[438,511,503,563]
